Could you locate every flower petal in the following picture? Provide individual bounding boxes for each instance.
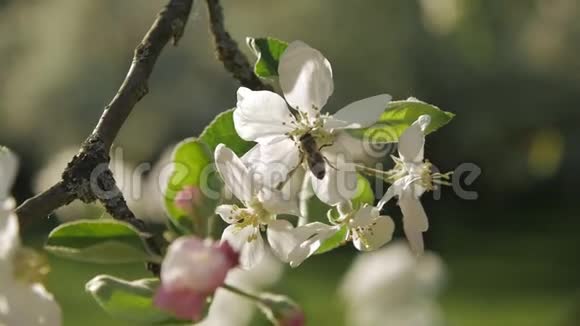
[278,41,333,118]
[325,94,392,129]
[266,219,299,263]
[280,165,307,205]
[399,197,429,254]
[349,205,379,228]
[310,150,357,205]
[0,283,62,326]
[242,138,301,189]
[331,131,376,164]
[352,215,395,252]
[0,212,19,278]
[398,115,431,162]
[216,205,240,224]
[0,147,18,200]
[154,286,207,321]
[222,225,265,270]
[268,220,339,267]
[377,182,400,210]
[398,124,424,163]
[215,144,258,203]
[257,188,299,216]
[160,237,237,293]
[256,165,305,216]
[287,222,339,267]
[233,87,295,142]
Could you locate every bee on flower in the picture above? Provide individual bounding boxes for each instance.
[234,41,392,205]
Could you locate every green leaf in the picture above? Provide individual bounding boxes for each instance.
[352,174,374,208]
[45,220,158,264]
[349,98,455,143]
[298,191,330,225]
[247,37,288,78]
[316,225,348,255]
[85,275,185,324]
[199,109,254,155]
[164,139,222,234]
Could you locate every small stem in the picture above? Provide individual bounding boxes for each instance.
[221,284,262,302]
[354,164,396,182]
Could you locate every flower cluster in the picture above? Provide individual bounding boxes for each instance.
[215,41,449,269]
[154,40,453,324]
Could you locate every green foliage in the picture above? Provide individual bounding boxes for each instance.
[349,98,455,143]
[45,220,159,264]
[316,225,348,255]
[247,37,288,78]
[352,174,374,208]
[199,109,254,155]
[85,275,183,324]
[164,138,222,234]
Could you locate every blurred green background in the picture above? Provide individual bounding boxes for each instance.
[2,0,579,325]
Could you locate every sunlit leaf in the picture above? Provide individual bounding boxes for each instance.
[247,37,288,78]
[45,220,158,264]
[315,224,348,255]
[164,139,222,234]
[85,275,186,324]
[352,174,374,208]
[200,109,254,156]
[349,98,455,143]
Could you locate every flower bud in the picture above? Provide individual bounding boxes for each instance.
[174,185,202,216]
[154,236,239,321]
[153,287,208,321]
[258,293,305,326]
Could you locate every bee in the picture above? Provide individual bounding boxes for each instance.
[275,130,332,191]
[299,132,326,179]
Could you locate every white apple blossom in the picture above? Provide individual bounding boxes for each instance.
[0,148,62,326]
[267,201,394,267]
[338,201,395,252]
[234,40,392,205]
[377,115,449,254]
[267,219,339,268]
[214,144,300,269]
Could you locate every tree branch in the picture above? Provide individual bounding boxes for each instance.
[15,182,74,229]
[15,0,194,229]
[94,0,194,149]
[205,0,272,91]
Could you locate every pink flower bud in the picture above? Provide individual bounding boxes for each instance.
[154,236,239,321]
[153,286,207,321]
[174,185,202,215]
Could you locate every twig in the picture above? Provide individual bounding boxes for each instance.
[15,0,194,235]
[205,0,272,91]
[94,0,194,149]
[15,182,74,229]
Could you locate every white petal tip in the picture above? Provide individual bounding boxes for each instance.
[417,115,431,131]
